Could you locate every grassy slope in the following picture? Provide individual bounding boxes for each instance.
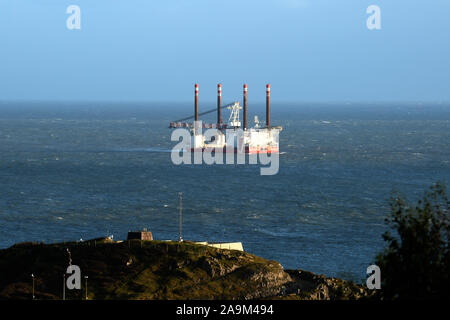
[0,240,292,300]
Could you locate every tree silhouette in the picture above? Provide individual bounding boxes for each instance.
[375,182,449,299]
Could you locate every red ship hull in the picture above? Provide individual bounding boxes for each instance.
[189,146,279,154]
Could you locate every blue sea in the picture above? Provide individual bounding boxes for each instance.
[1,101,449,282]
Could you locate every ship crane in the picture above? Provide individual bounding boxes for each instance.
[227,102,242,128]
[169,102,238,129]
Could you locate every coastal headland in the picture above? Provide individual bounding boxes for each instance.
[0,238,372,300]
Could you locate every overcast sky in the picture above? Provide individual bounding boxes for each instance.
[1,0,449,102]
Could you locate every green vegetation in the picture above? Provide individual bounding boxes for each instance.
[0,240,291,300]
[375,182,450,300]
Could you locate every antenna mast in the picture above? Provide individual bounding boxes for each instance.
[178,192,183,242]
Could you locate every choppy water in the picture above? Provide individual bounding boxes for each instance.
[1,101,449,282]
